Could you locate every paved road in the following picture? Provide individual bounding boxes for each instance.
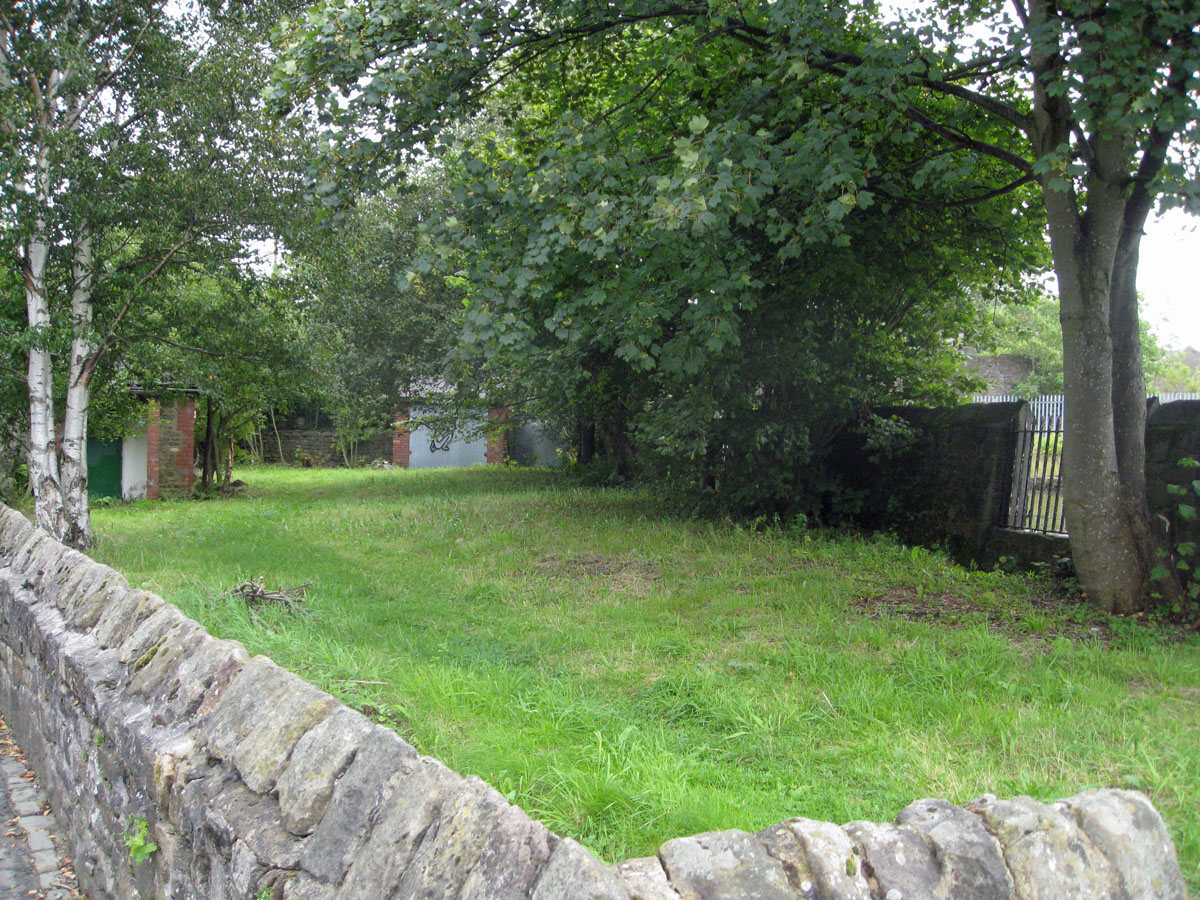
[0,717,84,900]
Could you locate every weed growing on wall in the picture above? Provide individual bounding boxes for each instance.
[124,818,158,866]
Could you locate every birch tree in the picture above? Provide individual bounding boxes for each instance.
[1,0,304,547]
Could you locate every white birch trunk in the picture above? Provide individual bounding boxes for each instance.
[23,144,65,538]
[60,228,95,548]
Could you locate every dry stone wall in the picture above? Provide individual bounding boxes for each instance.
[0,503,1187,900]
[825,403,1029,566]
[1146,400,1200,555]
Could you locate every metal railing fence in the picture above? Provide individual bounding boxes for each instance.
[979,393,1200,537]
[1004,406,1067,535]
[974,393,1200,426]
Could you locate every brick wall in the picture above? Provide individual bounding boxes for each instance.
[146,400,195,500]
[262,408,509,469]
[145,402,161,500]
[392,406,411,468]
[162,400,195,498]
[486,407,509,465]
[261,430,393,467]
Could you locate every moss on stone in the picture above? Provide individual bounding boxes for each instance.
[133,641,165,671]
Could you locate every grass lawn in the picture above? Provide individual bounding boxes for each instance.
[89,465,1199,889]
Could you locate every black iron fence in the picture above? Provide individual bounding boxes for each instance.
[986,394,1200,538]
[1003,405,1066,535]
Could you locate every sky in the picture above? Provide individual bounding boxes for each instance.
[1139,209,1200,351]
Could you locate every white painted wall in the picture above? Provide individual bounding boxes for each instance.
[121,428,149,500]
[407,407,489,469]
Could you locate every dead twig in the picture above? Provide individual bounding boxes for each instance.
[230,577,312,612]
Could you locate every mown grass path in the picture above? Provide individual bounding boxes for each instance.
[91,466,1199,889]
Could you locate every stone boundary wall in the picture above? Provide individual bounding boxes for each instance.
[827,403,1031,566]
[1147,400,1200,554]
[261,431,393,468]
[0,505,1187,900]
[826,400,1200,571]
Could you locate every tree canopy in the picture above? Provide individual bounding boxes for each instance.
[278,175,466,449]
[273,0,1200,611]
[985,293,1168,398]
[5,0,1195,612]
[272,0,1049,513]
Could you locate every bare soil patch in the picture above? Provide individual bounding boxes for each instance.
[535,552,662,595]
[852,586,1112,643]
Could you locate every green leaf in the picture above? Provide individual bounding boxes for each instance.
[688,115,709,134]
[1179,504,1197,520]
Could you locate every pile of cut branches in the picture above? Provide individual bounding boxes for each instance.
[229,577,311,612]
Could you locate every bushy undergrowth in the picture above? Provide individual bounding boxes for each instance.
[91,466,1199,890]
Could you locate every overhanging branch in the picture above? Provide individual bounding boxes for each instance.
[902,106,1033,174]
[119,334,269,363]
[873,172,1036,207]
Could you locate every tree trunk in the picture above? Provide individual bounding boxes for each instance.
[201,397,217,490]
[59,229,95,549]
[22,209,64,538]
[1027,21,1156,614]
[222,437,233,490]
[270,407,285,462]
[1044,167,1148,614]
[577,412,596,464]
[1111,222,1183,607]
[1111,234,1146,500]
[1058,284,1146,613]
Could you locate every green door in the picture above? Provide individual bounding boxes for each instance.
[87,438,123,499]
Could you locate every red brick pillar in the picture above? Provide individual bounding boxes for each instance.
[146,401,161,500]
[392,405,411,468]
[176,399,196,496]
[486,407,509,465]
